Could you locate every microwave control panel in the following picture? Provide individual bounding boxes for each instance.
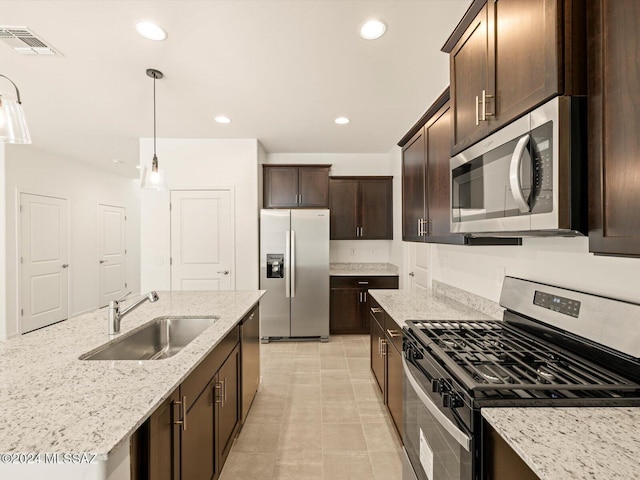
[530,121,553,214]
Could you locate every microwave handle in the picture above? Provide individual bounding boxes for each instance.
[509,134,532,213]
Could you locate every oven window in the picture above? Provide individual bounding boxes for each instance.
[452,138,532,223]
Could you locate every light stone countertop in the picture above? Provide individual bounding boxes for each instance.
[482,407,640,480]
[368,289,494,327]
[0,290,264,460]
[329,262,399,276]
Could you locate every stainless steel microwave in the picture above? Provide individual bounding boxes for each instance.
[450,96,586,237]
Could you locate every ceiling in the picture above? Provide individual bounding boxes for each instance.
[1,0,470,177]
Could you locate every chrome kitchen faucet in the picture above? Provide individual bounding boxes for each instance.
[108,291,159,335]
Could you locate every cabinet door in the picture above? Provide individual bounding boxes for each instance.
[216,344,240,473]
[402,129,426,242]
[425,103,457,239]
[330,287,365,334]
[181,383,215,480]
[329,178,359,239]
[450,4,490,154]
[299,167,330,207]
[148,389,181,480]
[385,341,403,438]
[370,316,385,395]
[360,178,393,240]
[588,0,640,257]
[492,0,560,131]
[264,167,299,208]
[240,307,260,424]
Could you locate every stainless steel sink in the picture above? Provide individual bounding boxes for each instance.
[80,316,219,361]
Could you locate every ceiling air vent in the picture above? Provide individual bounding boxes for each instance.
[0,26,60,55]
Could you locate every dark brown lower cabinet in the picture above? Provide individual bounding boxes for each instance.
[134,326,243,480]
[330,276,399,335]
[369,297,403,438]
[485,423,540,480]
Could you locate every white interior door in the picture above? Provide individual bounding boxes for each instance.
[407,243,429,293]
[170,189,234,291]
[98,204,127,307]
[20,193,69,333]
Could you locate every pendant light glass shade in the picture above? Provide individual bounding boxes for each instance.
[0,74,31,144]
[141,68,167,191]
[141,154,167,190]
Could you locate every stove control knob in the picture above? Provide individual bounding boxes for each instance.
[431,379,441,393]
[442,392,463,409]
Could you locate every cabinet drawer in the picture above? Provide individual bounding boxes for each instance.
[384,314,403,354]
[181,326,239,412]
[330,276,399,289]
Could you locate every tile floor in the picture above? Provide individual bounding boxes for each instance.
[219,335,403,480]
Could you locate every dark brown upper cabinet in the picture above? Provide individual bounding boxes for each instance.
[329,176,393,240]
[263,165,331,208]
[588,0,640,257]
[399,89,520,246]
[443,0,586,155]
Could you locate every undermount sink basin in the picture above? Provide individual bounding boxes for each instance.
[80,316,219,361]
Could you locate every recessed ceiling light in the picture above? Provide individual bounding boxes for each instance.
[335,117,350,125]
[359,19,387,40]
[135,165,142,170]
[112,159,122,164]
[135,21,167,41]
[215,115,232,124]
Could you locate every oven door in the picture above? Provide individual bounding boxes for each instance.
[402,355,473,480]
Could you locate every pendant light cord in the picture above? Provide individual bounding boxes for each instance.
[153,74,157,157]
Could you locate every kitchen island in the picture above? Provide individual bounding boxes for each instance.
[0,290,263,480]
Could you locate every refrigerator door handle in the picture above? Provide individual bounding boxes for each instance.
[290,230,296,298]
[285,230,291,298]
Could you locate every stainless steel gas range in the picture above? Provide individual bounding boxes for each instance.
[402,276,640,480]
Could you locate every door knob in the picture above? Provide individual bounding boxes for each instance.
[409,272,415,277]
[99,260,107,264]
[62,264,69,268]
[217,270,230,275]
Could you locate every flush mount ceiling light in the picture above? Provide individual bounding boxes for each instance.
[334,117,350,125]
[141,69,167,191]
[135,21,167,41]
[0,74,31,144]
[215,115,231,124]
[359,19,387,40]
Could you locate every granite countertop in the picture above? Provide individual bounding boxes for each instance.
[329,262,399,276]
[368,289,494,327]
[0,290,264,460]
[483,407,640,480]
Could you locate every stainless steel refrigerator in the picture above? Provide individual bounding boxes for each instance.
[259,209,329,342]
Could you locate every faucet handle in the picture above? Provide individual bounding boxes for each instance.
[116,291,132,303]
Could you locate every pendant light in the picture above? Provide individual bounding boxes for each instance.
[0,74,31,144]
[141,68,167,190]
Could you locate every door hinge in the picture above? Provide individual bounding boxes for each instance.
[170,257,173,266]
[125,249,127,254]
[20,257,23,264]
[125,215,127,221]
[169,203,172,211]
[125,282,128,288]
[21,309,23,316]
[19,204,23,212]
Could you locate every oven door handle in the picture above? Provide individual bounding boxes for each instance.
[509,134,532,213]
[402,356,472,452]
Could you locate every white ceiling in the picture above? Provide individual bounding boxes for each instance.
[1,0,470,177]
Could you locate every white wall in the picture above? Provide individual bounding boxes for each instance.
[3,146,141,340]
[430,237,640,304]
[266,152,403,267]
[0,143,6,340]
[140,138,260,292]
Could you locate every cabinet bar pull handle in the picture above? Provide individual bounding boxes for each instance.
[223,378,227,407]
[387,328,401,338]
[173,396,187,431]
[364,292,367,302]
[381,339,386,356]
[358,281,369,285]
[371,307,383,314]
[214,382,223,404]
[475,95,480,126]
[378,337,382,355]
[482,90,494,121]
